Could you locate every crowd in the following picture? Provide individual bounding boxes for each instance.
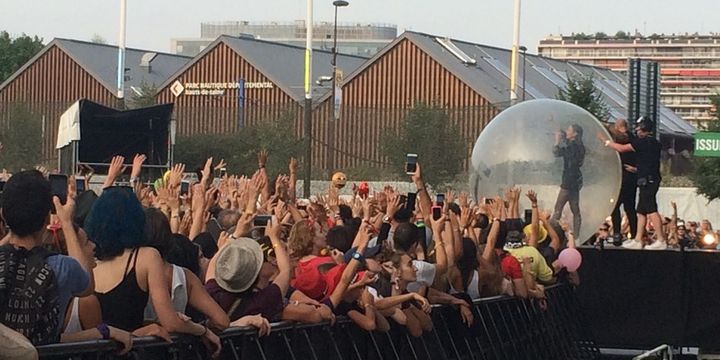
[0,150,584,358]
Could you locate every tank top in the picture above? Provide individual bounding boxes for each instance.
[96,248,148,331]
[63,298,82,334]
[144,264,188,321]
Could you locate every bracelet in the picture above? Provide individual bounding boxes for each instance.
[96,323,110,340]
[604,140,611,147]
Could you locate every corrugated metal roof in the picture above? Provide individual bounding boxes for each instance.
[0,38,192,95]
[157,35,368,104]
[403,31,696,138]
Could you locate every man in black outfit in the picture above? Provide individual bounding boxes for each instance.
[607,119,638,244]
[552,124,586,236]
[601,117,665,250]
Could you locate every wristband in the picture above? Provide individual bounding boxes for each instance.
[130,176,139,184]
[96,323,110,340]
[604,140,611,147]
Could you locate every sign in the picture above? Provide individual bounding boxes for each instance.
[333,69,343,120]
[694,132,720,157]
[170,81,274,97]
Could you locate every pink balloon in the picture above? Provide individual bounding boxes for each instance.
[558,248,582,272]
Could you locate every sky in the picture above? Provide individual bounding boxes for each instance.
[0,0,717,54]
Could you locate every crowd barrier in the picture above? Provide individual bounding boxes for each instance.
[37,284,599,360]
[576,246,720,350]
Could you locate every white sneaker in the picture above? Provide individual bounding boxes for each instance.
[645,240,667,250]
[622,240,643,249]
[621,238,634,247]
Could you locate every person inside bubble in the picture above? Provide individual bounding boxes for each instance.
[551,124,585,236]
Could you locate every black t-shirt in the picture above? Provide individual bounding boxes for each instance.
[631,136,661,179]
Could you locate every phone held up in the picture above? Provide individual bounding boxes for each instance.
[48,174,68,214]
[405,154,418,175]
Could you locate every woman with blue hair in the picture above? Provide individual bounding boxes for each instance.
[85,186,222,357]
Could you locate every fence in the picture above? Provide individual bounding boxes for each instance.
[37,284,599,360]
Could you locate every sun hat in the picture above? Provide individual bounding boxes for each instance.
[214,237,264,293]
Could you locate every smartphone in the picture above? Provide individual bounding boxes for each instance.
[406,192,417,211]
[431,205,442,221]
[399,195,408,207]
[524,209,533,226]
[149,183,156,195]
[485,198,492,205]
[253,215,272,227]
[297,204,307,211]
[180,181,190,196]
[436,194,445,207]
[405,154,418,175]
[219,167,227,178]
[207,218,222,242]
[75,176,86,192]
[49,174,68,212]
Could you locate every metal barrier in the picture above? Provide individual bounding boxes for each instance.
[37,284,599,360]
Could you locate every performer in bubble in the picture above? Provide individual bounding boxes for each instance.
[551,124,586,236]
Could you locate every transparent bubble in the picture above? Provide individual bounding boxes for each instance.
[470,99,621,244]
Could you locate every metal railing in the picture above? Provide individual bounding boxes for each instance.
[37,284,599,360]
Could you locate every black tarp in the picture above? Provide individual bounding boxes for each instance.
[577,247,720,349]
[58,100,172,175]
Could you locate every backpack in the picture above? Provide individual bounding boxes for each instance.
[0,244,61,345]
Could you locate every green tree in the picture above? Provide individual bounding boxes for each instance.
[0,31,44,83]
[381,102,465,187]
[615,30,629,39]
[557,74,610,121]
[594,32,608,40]
[0,103,43,171]
[174,110,302,178]
[127,81,158,109]
[90,33,107,44]
[690,94,720,200]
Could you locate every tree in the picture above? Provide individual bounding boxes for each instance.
[381,102,465,187]
[127,81,158,109]
[0,103,43,171]
[557,74,610,121]
[594,32,608,40]
[0,31,44,83]
[174,110,303,177]
[615,30,629,39]
[690,94,720,200]
[90,34,107,44]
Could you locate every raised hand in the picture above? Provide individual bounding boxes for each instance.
[289,157,297,174]
[526,190,538,205]
[168,163,185,190]
[459,192,470,208]
[103,156,126,188]
[200,157,213,187]
[257,149,269,169]
[131,154,147,179]
[213,158,227,172]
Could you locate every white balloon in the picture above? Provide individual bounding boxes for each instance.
[470,99,621,244]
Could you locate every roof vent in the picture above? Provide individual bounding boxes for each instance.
[140,52,157,73]
[435,37,477,64]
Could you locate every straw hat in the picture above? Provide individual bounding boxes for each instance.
[214,237,264,293]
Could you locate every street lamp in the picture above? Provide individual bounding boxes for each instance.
[328,0,348,171]
[519,45,527,101]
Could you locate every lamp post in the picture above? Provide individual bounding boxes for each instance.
[509,0,521,103]
[303,0,314,198]
[328,0,348,172]
[519,45,527,101]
